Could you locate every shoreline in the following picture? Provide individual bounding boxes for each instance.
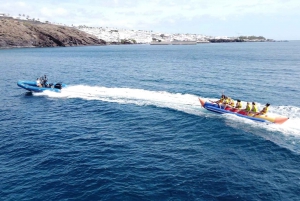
[0,41,292,51]
[1,16,288,49]
[0,44,107,50]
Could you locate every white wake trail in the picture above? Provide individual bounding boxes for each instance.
[39,85,203,116]
[36,85,300,137]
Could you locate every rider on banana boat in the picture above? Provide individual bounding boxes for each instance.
[235,99,243,109]
[248,102,259,116]
[223,96,235,109]
[244,102,251,114]
[229,97,235,107]
[214,94,226,104]
[211,95,271,117]
[256,103,270,115]
[222,96,229,108]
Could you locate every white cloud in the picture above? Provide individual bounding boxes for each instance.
[16,1,26,7]
[3,0,300,24]
[40,7,69,17]
[0,0,299,39]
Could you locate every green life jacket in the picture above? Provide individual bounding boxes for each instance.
[245,104,251,111]
[251,105,258,112]
[236,102,242,109]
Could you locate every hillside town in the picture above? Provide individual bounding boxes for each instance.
[76,25,213,44]
[1,13,275,46]
[76,25,275,44]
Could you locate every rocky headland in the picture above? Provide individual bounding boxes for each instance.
[0,17,106,48]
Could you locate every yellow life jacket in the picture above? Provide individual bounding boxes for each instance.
[251,105,258,112]
[230,99,235,106]
[235,102,242,109]
[260,106,269,114]
[245,104,251,111]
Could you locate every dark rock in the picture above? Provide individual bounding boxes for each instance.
[208,39,245,43]
[0,18,106,48]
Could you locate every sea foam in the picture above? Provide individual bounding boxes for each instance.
[36,85,300,137]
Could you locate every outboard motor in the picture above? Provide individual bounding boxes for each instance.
[54,83,62,89]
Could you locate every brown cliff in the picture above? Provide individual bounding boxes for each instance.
[0,18,106,48]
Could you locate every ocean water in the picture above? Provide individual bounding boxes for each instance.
[1,42,300,200]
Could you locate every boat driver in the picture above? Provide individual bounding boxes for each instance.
[43,75,48,87]
[39,75,48,87]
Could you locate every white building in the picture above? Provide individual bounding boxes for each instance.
[76,26,211,44]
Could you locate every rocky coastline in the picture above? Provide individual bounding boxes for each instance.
[0,15,280,49]
[0,17,106,49]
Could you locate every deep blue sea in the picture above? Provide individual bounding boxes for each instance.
[1,42,300,201]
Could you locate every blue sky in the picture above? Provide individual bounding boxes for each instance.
[1,0,299,40]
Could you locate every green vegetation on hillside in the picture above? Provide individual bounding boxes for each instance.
[120,39,136,44]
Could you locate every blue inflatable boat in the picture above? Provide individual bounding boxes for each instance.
[17,80,67,92]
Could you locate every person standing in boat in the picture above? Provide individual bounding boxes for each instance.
[39,76,44,87]
[39,75,48,87]
[43,75,48,87]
